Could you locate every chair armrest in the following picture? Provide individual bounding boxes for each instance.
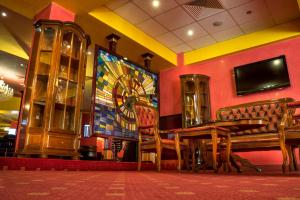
[287,101,300,108]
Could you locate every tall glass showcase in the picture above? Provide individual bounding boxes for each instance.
[17,20,90,158]
[180,74,211,128]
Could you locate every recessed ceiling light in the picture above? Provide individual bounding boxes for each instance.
[187,29,194,36]
[246,10,252,15]
[152,0,160,8]
[212,21,223,27]
[1,12,7,17]
[11,110,19,114]
[87,51,92,55]
[20,63,24,67]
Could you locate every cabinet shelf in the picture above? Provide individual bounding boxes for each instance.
[61,53,80,62]
[185,105,193,107]
[58,76,68,81]
[69,79,78,84]
[55,102,65,109]
[33,99,46,106]
[185,91,195,94]
[40,49,53,53]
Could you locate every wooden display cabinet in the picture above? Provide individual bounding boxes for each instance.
[180,74,211,128]
[17,20,90,158]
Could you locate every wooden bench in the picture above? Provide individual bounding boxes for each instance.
[216,98,295,172]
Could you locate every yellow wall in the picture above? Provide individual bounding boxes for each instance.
[89,7,177,66]
[0,23,29,59]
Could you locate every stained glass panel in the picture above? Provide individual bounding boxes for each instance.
[93,49,158,139]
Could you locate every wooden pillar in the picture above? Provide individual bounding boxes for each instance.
[141,53,154,70]
[34,2,75,22]
[106,34,120,53]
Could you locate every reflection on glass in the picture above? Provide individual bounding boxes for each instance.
[56,79,67,103]
[67,82,77,106]
[70,59,79,81]
[35,75,48,101]
[61,31,72,55]
[72,34,81,59]
[42,27,55,51]
[38,52,51,75]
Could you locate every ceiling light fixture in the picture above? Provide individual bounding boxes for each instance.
[0,79,14,98]
[212,21,223,27]
[124,57,128,60]
[1,12,7,17]
[187,29,194,36]
[11,110,19,114]
[152,0,160,8]
[246,10,252,15]
[87,51,92,55]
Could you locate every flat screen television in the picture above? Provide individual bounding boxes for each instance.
[234,55,290,96]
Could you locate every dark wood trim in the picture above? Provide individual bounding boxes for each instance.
[159,114,182,130]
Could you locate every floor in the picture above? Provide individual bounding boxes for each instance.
[1,170,300,200]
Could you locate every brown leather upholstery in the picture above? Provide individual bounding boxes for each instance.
[216,98,295,172]
[217,98,295,135]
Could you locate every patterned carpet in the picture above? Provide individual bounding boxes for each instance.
[1,170,300,200]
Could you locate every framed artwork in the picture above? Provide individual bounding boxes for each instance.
[92,46,158,139]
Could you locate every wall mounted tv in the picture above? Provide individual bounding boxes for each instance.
[234,55,290,96]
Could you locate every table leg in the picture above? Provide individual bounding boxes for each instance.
[226,134,232,172]
[211,128,218,172]
[190,140,196,172]
[231,154,262,172]
[175,133,181,172]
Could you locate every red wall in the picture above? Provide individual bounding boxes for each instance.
[160,36,300,117]
[160,36,300,165]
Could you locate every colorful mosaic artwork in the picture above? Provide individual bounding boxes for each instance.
[93,49,158,139]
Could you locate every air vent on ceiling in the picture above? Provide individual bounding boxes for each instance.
[183,0,224,19]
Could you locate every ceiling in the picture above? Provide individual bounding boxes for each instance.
[105,0,300,53]
[0,50,27,93]
[0,0,175,72]
[0,0,299,72]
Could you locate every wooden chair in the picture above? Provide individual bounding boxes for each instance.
[133,102,188,172]
[285,101,300,171]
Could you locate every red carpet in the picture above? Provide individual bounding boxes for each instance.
[1,170,300,200]
[0,157,156,171]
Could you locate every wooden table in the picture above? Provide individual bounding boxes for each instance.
[171,119,268,172]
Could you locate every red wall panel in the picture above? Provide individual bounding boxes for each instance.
[160,36,300,165]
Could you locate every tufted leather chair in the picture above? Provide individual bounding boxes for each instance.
[284,101,300,171]
[133,102,188,172]
[216,98,295,172]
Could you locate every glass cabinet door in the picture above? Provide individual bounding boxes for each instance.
[51,30,82,132]
[180,74,211,128]
[30,26,56,128]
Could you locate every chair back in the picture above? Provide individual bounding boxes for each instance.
[133,102,158,136]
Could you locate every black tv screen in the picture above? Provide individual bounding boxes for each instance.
[234,55,290,95]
